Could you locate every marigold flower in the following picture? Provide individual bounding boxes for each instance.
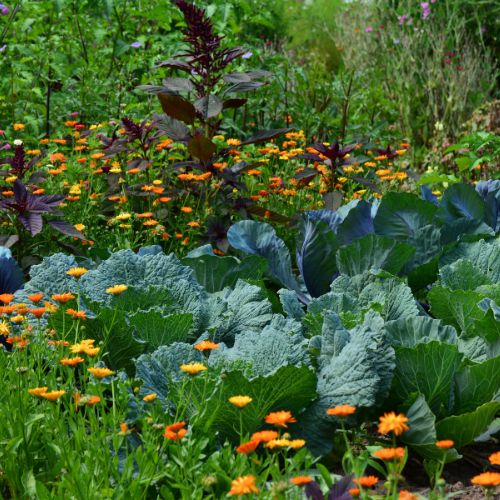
[374,447,406,461]
[13,123,25,131]
[84,395,101,406]
[378,412,409,436]
[143,393,157,402]
[251,430,279,443]
[29,308,46,318]
[66,267,89,278]
[164,421,187,440]
[398,491,417,500]
[52,293,75,303]
[180,362,207,375]
[118,422,130,436]
[290,476,313,486]
[180,206,192,213]
[354,476,379,488]
[41,390,66,401]
[0,294,14,304]
[228,395,253,408]
[60,356,85,366]
[326,404,356,417]
[489,451,500,465]
[88,367,114,378]
[28,293,44,303]
[28,387,48,397]
[264,410,297,428]
[228,475,259,496]
[471,472,500,487]
[194,340,220,351]
[0,322,10,336]
[236,440,259,454]
[10,314,25,324]
[349,488,361,497]
[106,284,128,295]
[436,440,454,449]
[264,439,294,449]
[288,439,306,449]
[66,308,87,320]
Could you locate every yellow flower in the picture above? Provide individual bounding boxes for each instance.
[143,393,158,402]
[66,267,89,278]
[228,396,253,408]
[0,322,10,336]
[88,367,114,378]
[115,212,132,221]
[41,390,66,401]
[179,362,207,375]
[13,123,25,131]
[106,284,128,295]
[74,224,86,232]
[28,387,48,397]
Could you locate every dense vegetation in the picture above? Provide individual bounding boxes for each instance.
[1,0,499,498]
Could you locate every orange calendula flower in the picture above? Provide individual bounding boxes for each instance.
[66,267,89,278]
[349,488,361,497]
[28,293,44,303]
[398,491,417,500]
[41,390,66,401]
[52,293,75,303]
[85,395,101,406]
[88,367,114,378]
[118,422,130,436]
[290,476,313,486]
[374,447,406,461]
[66,308,87,320]
[179,362,207,375]
[29,308,46,318]
[378,412,409,436]
[106,284,128,295]
[436,440,454,449]
[164,421,187,441]
[0,294,14,304]
[143,393,157,402]
[354,476,379,488]
[326,404,356,417]
[489,451,500,465]
[194,340,220,351]
[251,430,279,443]
[236,440,259,454]
[471,472,500,487]
[228,396,253,408]
[180,206,193,213]
[60,356,85,366]
[264,410,297,428]
[228,475,259,496]
[28,387,48,397]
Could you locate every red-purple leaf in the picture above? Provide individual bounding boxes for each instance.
[47,220,85,239]
[188,135,216,163]
[158,94,196,124]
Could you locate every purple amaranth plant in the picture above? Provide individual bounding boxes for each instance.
[0,179,84,238]
[0,143,45,181]
[305,475,353,500]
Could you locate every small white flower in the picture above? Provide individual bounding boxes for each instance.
[13,139,23,146]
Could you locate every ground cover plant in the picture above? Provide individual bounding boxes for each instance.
[1,0,500,498]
